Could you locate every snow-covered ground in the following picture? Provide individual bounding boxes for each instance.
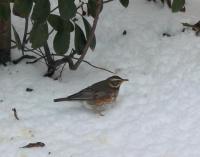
[1,0,200,156]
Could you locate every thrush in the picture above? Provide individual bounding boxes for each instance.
[54,75,128,115]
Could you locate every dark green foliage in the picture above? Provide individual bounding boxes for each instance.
[64,21,74,32]
[53,30,70,55]
[172,0,185,12]
[119,0,129,8]
[31,0,50,23]
[87,0,103,18]
[13,0,33,18]
[0,0,129,75]
[48,14,74,32]
[74,24,87,55]
[48,14,64,31]
[87,0,97,18]
[30,22,48,48]
[148,0,185,12]
[58,0,76,20]
[82,17,96,51]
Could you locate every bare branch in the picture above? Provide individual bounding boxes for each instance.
[73,0,103,69]
[12,55,36,64]
[50,6,58,13]
[22,17,29,56]
[73,57,115,74]
[26,56,44,64]
[103,0,114,4]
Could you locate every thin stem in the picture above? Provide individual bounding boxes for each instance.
[53,54,114,74]
[43,41,54,65]
[11,45,17,49]
[58,62,67,79]
[26,56,44,64]
[76,2,85,10]
[103,0,114,4]
[72,57,115,74]
[11,40,16,44]
[22,17,29,56]
[48,28,54,36]
[24,47,43,57]
[38,47,47,64]
[51,6,58,13]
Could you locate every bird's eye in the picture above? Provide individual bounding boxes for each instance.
[111,81,120,87]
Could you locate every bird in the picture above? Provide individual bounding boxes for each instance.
[54,75,128,115]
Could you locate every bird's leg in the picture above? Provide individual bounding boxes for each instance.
[92,106,104,116]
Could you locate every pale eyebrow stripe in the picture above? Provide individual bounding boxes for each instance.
[111,78,121,81]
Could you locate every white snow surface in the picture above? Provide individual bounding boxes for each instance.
[1,0,200,156]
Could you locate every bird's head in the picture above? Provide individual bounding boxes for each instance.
[107,75,128,88]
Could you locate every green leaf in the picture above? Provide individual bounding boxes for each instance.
[87,0,103,18]
[53,30,70,55]
[12,25,22,50]
[64,20,74,32]
[172,0,185,12]
[48,14,64,31]
[30,22,48,48]
[0,3,10,21]
[74,24,86,55]
[48,14,74,32]
[58,0,76,20]
[119,0,129,8]
[31,0,50,23]
[82,17,96,51]
[13,0,33,18]
[87,0,97,18]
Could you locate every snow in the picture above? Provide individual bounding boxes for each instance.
[1,0,200,156]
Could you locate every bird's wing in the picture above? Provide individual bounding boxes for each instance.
[66,85,109,100]
[66,86,95,100]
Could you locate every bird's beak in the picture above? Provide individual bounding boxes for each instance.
[122,79,129,82]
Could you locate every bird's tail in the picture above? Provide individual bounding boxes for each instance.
[54,97,71,102]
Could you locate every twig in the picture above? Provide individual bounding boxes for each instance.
[38,47,48,65]
[21,142,45,148]
[12,55,36,64]
[103,0,114,4]
[43,42,54,64]
[11,40,16,44]
[12,108,19,120]
[76,2,85,10]
[38,48,45,57]
[26,56,44,64]
[51,6,58,13]
[57,62,67,80]
[11,45,17,49]
[48,28,54,36]
[73,57,115,74]
[43,42,56,77]
[22,17,29,55]
[28,51,114,74]
[24,47,43,57]
[25,36,30,43]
